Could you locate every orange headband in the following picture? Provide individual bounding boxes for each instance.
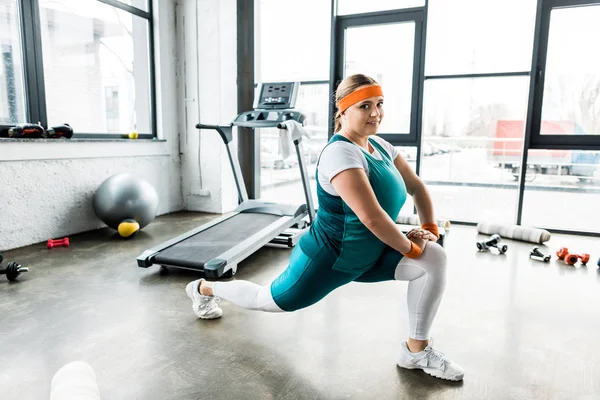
[337,85,384,113]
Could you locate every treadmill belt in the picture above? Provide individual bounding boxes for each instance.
[154,213,283,267]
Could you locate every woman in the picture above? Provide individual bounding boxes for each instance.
[185,74,464,381]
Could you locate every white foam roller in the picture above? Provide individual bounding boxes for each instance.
[476,222,551,244]
[395,215,452,231]
[50,361,101,400]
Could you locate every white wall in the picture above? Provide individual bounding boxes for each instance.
[177,0,238,214]
[0,0,182,251]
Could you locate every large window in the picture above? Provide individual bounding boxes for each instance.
[422,77,530,223]
[0,0,154,138]
[39,0,151,135]
[253,0,600,234]
[425,0,537,75]
[344,22,415,134]
[0,0,26,125]
[255,0,331,82]
[540,5,600,136]
[256,0,331,202]
[421,0,537,225]
[522,149,600,231]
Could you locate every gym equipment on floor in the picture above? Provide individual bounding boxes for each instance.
[93,173,159,238]
[529,247,551,262]
[476,234,508,254]
[137,82,316,279]
[476,222,550,244]
[48,237,70,249]
[556,247,589,265]
[0,261,29,282]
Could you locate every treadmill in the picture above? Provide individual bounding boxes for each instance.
[137,82,316,279]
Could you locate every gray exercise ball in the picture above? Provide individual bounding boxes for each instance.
[93,173,159,237]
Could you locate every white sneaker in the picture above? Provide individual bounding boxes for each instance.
[185,279,223,319]
[397,341,464,381]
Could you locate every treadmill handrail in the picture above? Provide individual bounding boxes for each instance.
[196,123,248,203]
[277,123,316,224]
[196,123,233,144]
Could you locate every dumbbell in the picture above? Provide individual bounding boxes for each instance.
[46,123,73,139]
[7,123,45,138]
[0,261,29,282]
[530,247,551,262]
[476,234,508,254]
[48,237,70,249]
[556,247,589,265]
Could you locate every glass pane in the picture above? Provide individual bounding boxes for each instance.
[345,22,415,133]
[255,0,330,82]
[426,0,536,75]
[337,0,424,16]
[261,84,329,206]
[540,6,600,136]
[421,77,530,223]
[522,149,600,232]
[39,0,151,134]
[0,0,26,124]
[119,0,148,12]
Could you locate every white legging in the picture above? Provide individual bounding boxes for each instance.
[212,242,447,340]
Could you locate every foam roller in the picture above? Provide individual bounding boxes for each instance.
[476,222,551,244]
[396,215,452,231]
[50,361,101,400]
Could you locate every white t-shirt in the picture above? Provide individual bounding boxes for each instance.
[318,135,399,196]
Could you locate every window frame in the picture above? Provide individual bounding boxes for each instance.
[529,0,600,150]
[329,8,426,146]
[15,0,156,139]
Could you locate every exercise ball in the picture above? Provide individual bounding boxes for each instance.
[93,173,159,238]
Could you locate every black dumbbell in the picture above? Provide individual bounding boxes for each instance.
[0,261,29,282]
[476,234,508,254]
[47,123,73,139]
[530,247,551,262]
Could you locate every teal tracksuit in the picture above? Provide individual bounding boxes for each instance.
[270,135,408,311]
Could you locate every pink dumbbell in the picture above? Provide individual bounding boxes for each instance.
[48,237,70,249]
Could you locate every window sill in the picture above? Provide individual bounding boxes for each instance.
[0,138,171,161]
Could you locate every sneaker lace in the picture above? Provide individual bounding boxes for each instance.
[198,296,221,312]
[424,347,447,368]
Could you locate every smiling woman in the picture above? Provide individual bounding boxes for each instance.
[186,74,465,382]
[333,75,381,134]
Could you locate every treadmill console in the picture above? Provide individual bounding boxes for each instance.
[233,82,305,128]
[256,82,299,110]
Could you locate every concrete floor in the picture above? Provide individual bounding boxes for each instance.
[1,212,600,400]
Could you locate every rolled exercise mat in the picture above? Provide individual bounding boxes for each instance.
[50,361,101,400]
[476,222,551,244]
[396,215,452,231]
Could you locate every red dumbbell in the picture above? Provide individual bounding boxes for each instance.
[48,237,70,249]
[556,247,589,265]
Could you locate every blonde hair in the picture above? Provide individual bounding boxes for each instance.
[334,74,379,133]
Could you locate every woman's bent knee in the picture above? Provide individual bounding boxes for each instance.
[419,242,447,274]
